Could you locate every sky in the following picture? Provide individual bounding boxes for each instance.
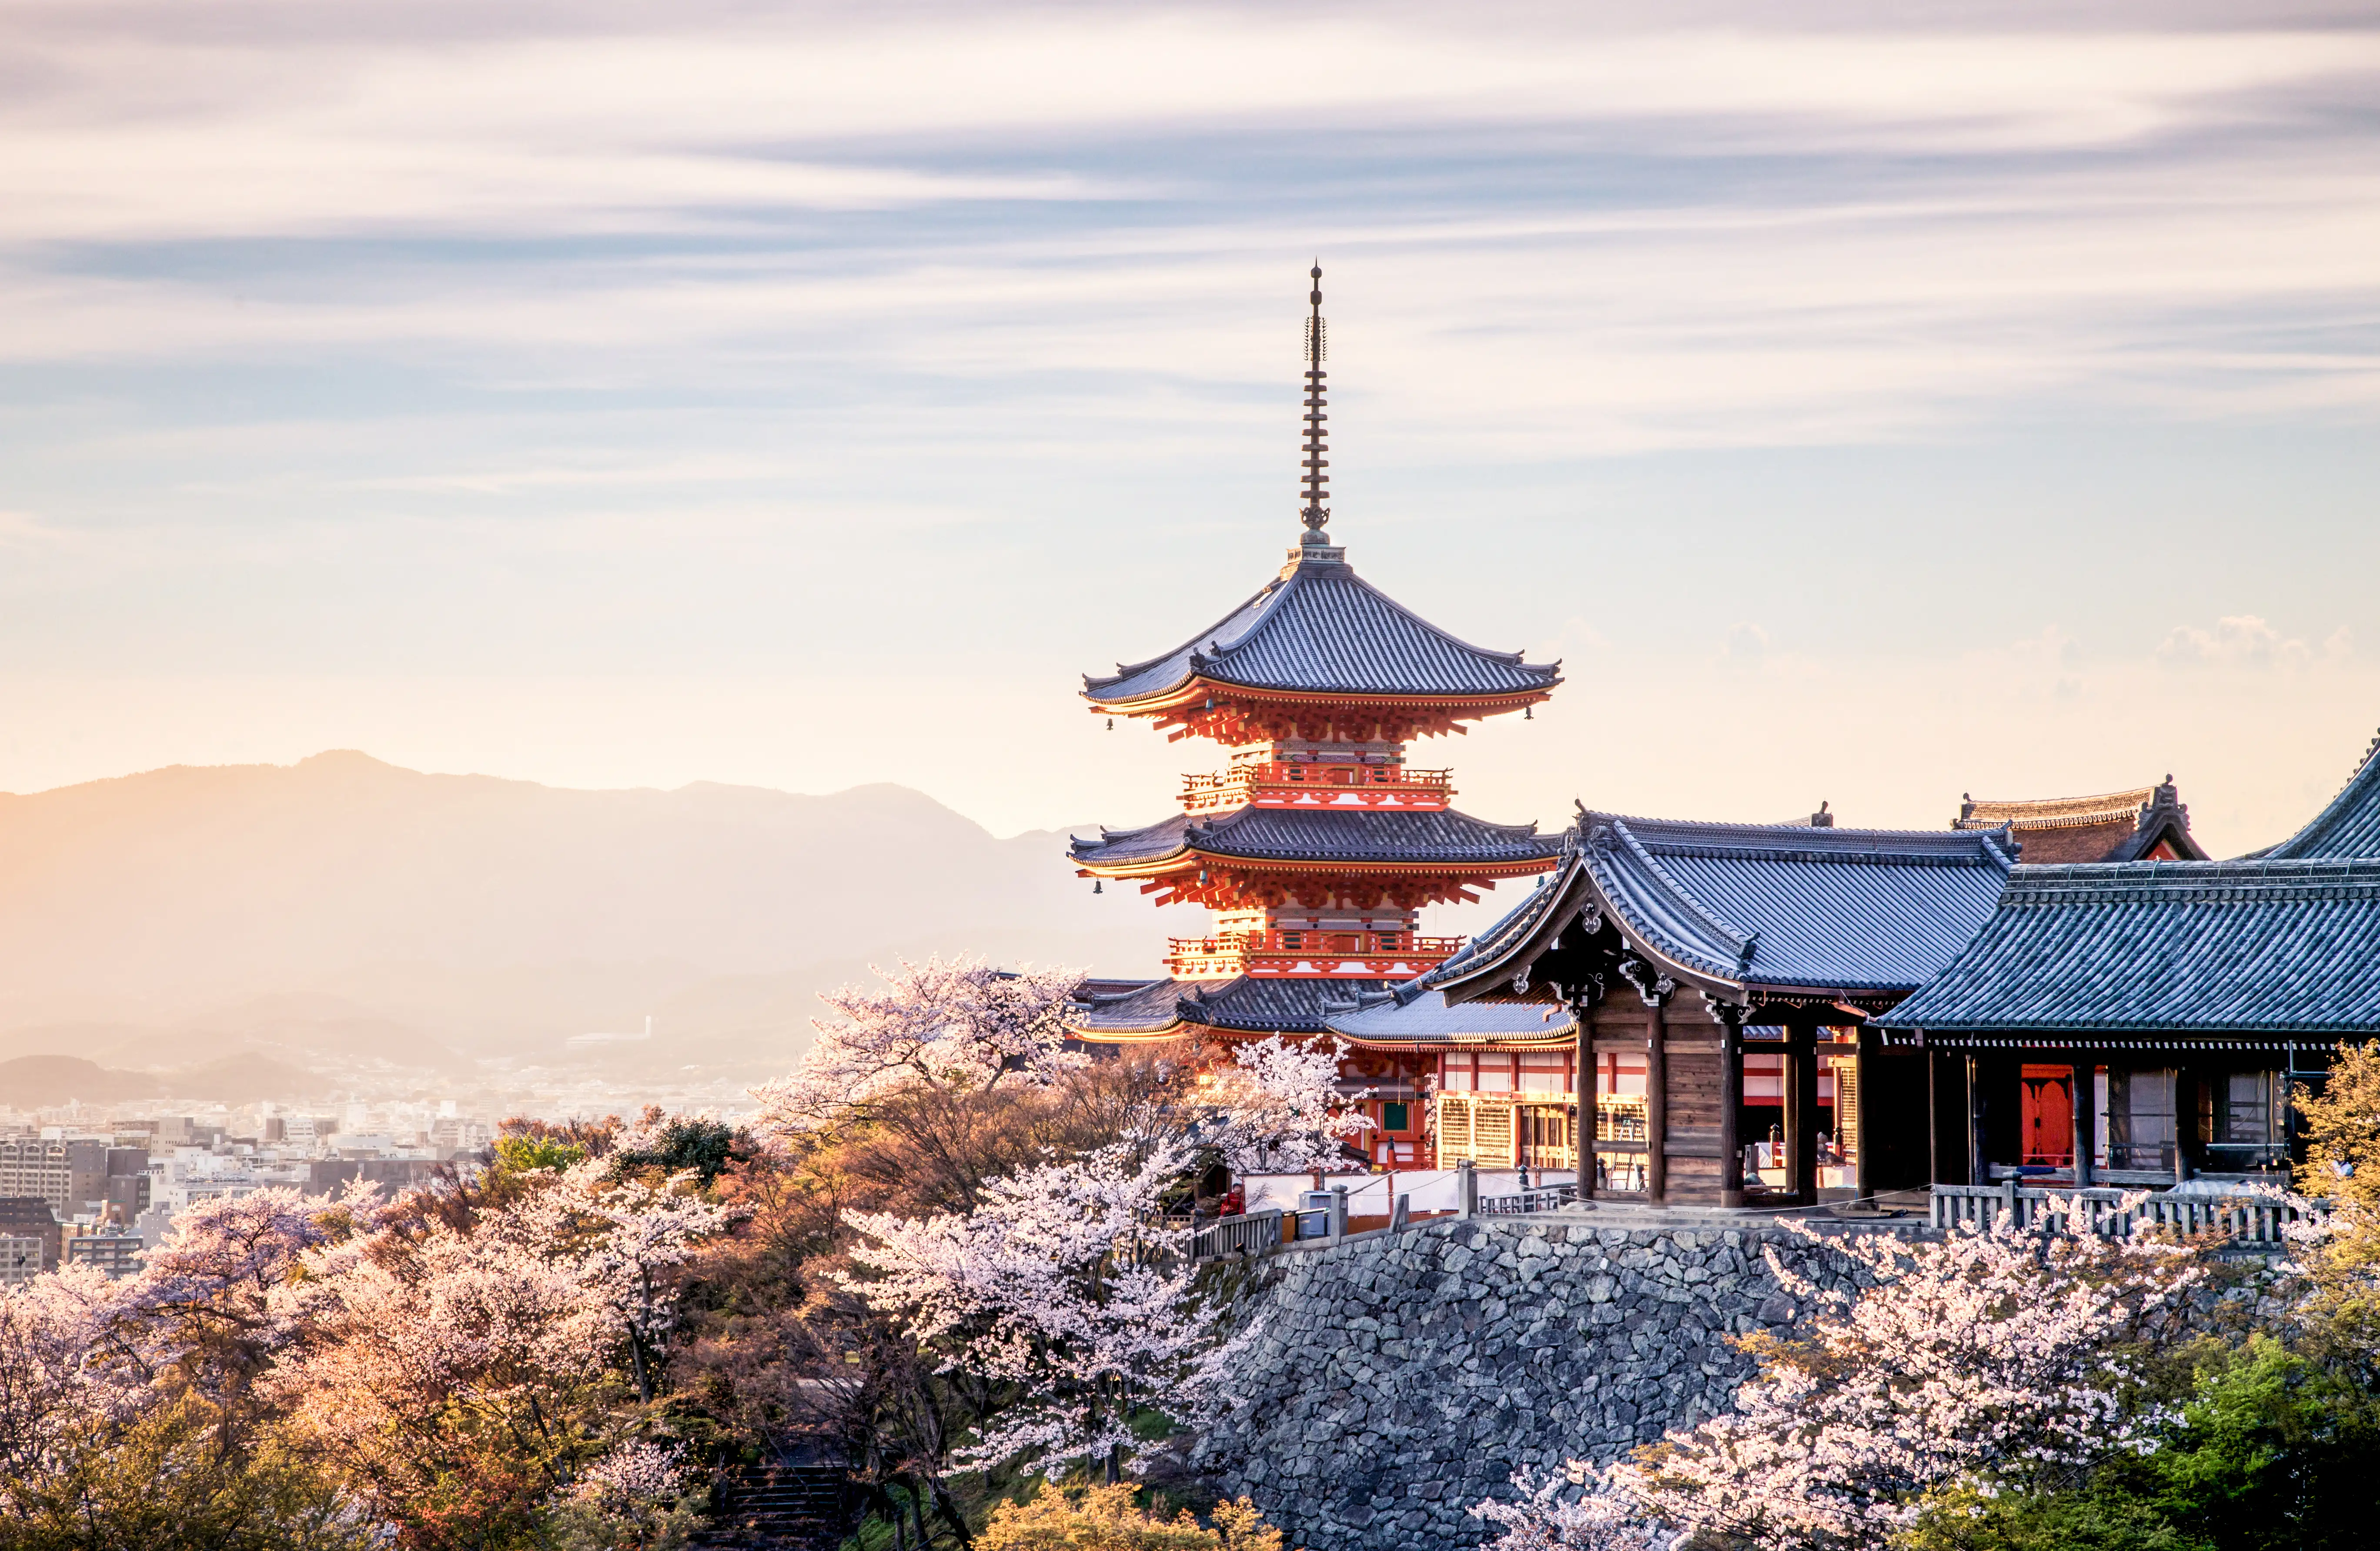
[5,0,2380,907]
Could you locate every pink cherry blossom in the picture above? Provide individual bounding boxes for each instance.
[753,955,1086,1131]
[844,1135,1210,1477]
[1202,1034,1376,1173]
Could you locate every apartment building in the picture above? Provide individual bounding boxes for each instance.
[0,1233,42,1286]
[0,1137,109,1217]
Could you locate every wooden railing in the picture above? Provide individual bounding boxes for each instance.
[1180,762,1455,812]
[1189,1209,1286,1260]
[1167,929,1464,961]
[1929,1183,2320,1248]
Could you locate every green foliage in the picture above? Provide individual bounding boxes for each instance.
[494,1133,588,1173]
[975,1482,1285,1551]
[545,1489,710,1551]
[0,1393,377,1551]
[1899,1333,2380,1551]
[1896,1478,2203,1551]
[615,1117,746,1186]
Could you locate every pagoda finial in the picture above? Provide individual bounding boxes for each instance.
[1298,262,1330,547]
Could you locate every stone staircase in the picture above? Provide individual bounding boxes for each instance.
[696,1463,858,1549]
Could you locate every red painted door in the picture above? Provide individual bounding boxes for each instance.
[2020,1066,2074,1167]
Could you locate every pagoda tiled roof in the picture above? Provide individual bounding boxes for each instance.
[1877,858,2380,1036]
[1082,551,1561,706]
[1424,813,2016,1002]
[1068,975,1396,1037]
[1069,806,1558,871]
[2264,727,2380,860]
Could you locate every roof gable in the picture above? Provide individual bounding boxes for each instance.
[1579,814,2016,993]
[1426,813,2015,1004]
[1953,779,2208,863]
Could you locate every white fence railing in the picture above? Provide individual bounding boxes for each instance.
[1190,1208,1286,1260]
[1930,1183,2318,1248]
[1479,1183,1578,1216]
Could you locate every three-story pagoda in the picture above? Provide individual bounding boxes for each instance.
[1068,268,1564,1091]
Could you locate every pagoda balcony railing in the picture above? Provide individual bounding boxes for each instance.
[1164,929,1464,978]
[1180,762,1454,814]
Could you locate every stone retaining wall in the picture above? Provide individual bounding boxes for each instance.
[1188,1213,1892,1551]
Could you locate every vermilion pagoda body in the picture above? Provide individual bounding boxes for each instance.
[1066,268,1564,1164]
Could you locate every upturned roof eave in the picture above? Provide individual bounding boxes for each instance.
[1072,846,1561,878]
[1066,806,1561,874]
[1081,672,1562,713]
[1431,851,1751,1008]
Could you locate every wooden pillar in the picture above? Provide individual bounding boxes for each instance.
[1786,1023,1819,1205]
[1573,1002,1594,1200]
[1854,1025,1877,1205]
[1927,1047,1945,1186]
[1645,997,1668,1204]
[1966,1055,1989,1187]
[1718,1003,1745,1208]
[2070,1057,2096,1188]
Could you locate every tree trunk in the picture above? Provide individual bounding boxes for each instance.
[908,1481,934,1550]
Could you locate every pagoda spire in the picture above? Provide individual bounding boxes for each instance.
[1298,263,1331,547]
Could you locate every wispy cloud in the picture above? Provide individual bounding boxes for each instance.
[3,1,2379,831]
[2157,614,2354,670]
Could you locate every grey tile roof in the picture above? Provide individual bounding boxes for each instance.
[1068,975,1397,1036]
[1324,991,1577,1046]
[1069,807,1558,870]
[1876,858,2380,1034]
[1068,977,1223,1035]
[1425,814,2016,1001]
[1082,552,1561,705]
[2265,728,2380,859]
[1583,815,2016,992]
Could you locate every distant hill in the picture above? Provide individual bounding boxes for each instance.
[0,753,1160,1085]
[164,1051,327,1102]
[0,1054,165,1106]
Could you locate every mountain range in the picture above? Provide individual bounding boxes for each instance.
[0,752,1159,1096]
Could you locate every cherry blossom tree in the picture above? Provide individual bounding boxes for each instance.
[0,1187,390,1548]
[754,956,1086,1131]
[264,1158,730,1548]
[1469,1207,2207,1551]
[1468,1463,1672,1551]
[539,1159,736,1402]
[1201,1034,1374,1174]
[842,1134,1212,1484]
[0,1264,144,1487]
